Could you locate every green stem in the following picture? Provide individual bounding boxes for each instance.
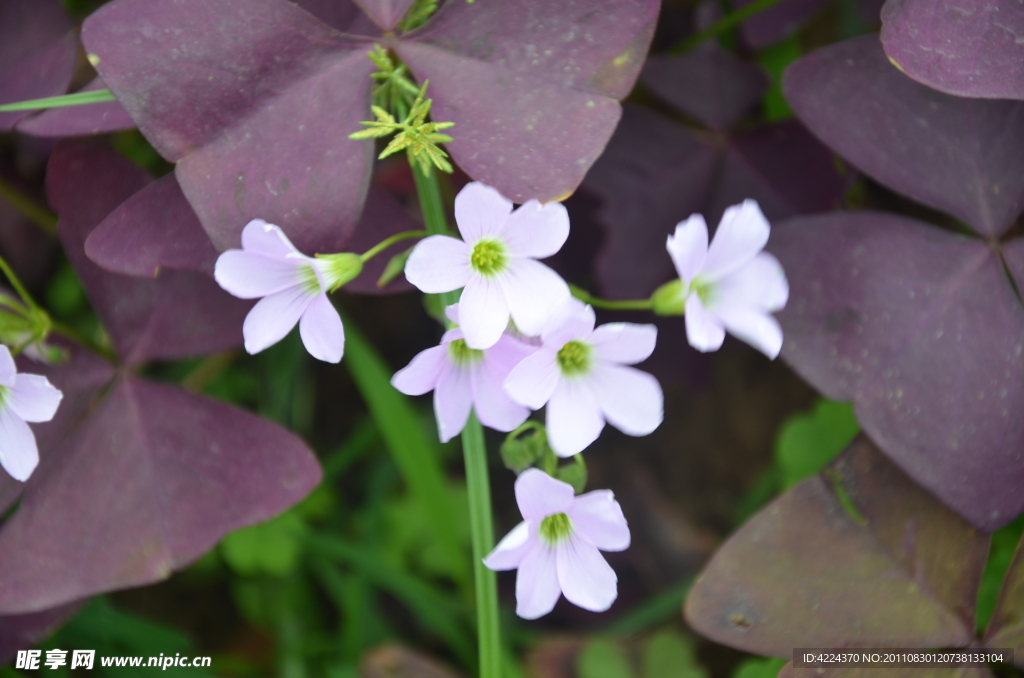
[570,284,653,311]
[461,410,502,678]
[412,159,501,678]
[51,321,116,362]
[0,254,39,311]
[359,229,427,262]
[0,176,57,235]
[671,0,789,52]
[0,89,116,113]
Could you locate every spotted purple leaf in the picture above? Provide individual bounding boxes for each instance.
[686,437,988,656]
[783,35,1024,239]
[881,0,1024,100]
[769,211,1024,531]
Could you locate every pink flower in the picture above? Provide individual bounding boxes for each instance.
[484,469,630,619]
[404,182,571,350]
[0,345,63,482]
[215,219,361,363]
[504,300,663,457]
[664,200,789,358]
[391,305,536,442]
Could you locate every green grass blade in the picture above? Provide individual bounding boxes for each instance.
[343,319,468,585]
[0,89,117,112]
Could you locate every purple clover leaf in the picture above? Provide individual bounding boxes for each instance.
[0,0,77,132]
[777,35,1024,531]
[686,437,988,656]
[80,0,659,256]
[881,0,1024,101]
[0,141,322,615]
[783,35,1024,240]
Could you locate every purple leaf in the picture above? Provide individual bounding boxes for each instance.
[641,45,770,131]
[352,0,414,31]
[0,0,76,131]
[81,0,376,255]
[0,376,321,614]
[294,0,370,31]
[396,0,659,203]
[343,186,416,295]
[584,105,718,299]
[0,602,81,662]
[983,531,1024,666]
[770,211,1024,531]
[784,35,1024,239]
[881,0,1024,101]
[1002,237,1024,293]
[728,0,832,49]
[584,105,845,299]
[47,141,251,367]
[16,78,137,138]
[685,437,987,656]
[85,173,219,278]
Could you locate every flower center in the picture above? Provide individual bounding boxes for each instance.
[298,263,323,295]
[448,339,484,366]
[469,239,508,277]
[539,512,572,544]
[0,385,7,407]
[556,340,591,376]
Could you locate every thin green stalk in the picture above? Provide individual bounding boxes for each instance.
[570,284,653,311]
[359,229,427,262]
[0,89,116,112]
[0,176,57,235]
[412,160,501,678]
[461,410,502,678]
[0,254,40,311]
[671,0,789,52]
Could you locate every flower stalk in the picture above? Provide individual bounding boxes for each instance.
[413,162,502,678]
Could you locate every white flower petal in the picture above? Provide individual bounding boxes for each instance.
[404,235,472,294]
[666,214,708,284]
[241,219,300,258]
[713,305,784,359]
[504,349,560,410]
[714,252,789,312]
[299,294,344,363]
[569,490,630,551]
[500,259,571,338]
[499,199,570,259]
[515,543,561,620]
[455,182,513,243]
[458,277,510,350]
[515,468,576,520]
[434,366,473,443]
[0,405,38,482]
[540,298,595,347]
[7,374,62,423]
[472,359,530,433]
[392,344,449,396]
[590,323,657,366]
[589,364,663,437]
[684,294,726,353]
[483,521,535,571]
[215,251,307,299]
[556,535,618,612]
[0,345,15,387]
[702,200,770,280]
[546,379,604,457]
[242,286,314,355]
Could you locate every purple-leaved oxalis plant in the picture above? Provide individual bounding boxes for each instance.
[0,141,322,618]
[79,0,659,256]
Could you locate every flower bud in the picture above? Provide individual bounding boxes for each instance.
[651,278,686,316]
[317,253,364,292]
